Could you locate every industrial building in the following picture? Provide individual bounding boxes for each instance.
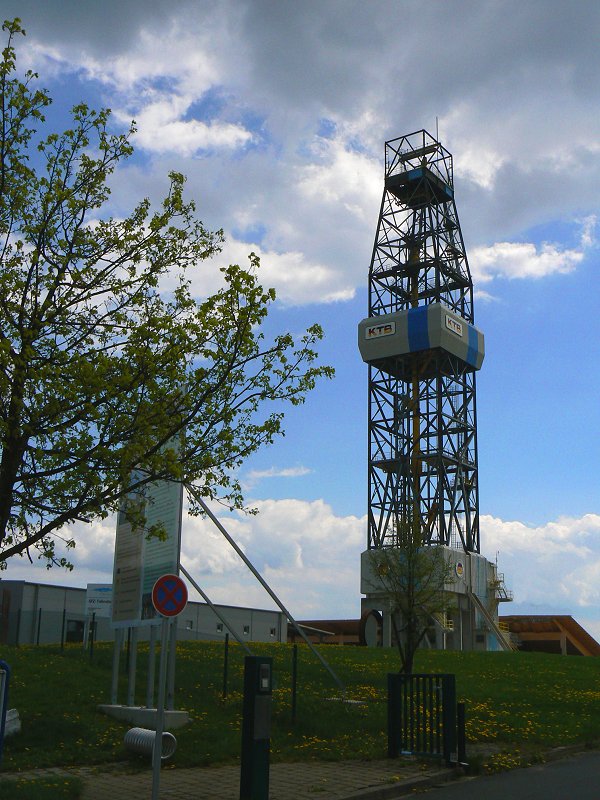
[500,615,600,657]
[0,579,286,646]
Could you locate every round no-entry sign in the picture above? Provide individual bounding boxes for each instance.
[152,574,188,617]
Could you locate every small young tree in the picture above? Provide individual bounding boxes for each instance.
[370,520,453,674]
[0,20,333,569]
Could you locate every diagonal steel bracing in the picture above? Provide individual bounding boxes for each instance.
[366,130,481,554]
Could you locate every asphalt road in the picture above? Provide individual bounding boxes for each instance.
[412,750,600,800]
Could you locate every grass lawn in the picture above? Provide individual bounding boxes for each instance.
[0,640,599,776]
[0,776,82,799]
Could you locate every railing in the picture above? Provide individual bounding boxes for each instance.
[490,573,514,602]
[387,673,465,765]
[433,613,454,632]
[469,592,517,652]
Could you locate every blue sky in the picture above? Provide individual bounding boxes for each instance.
[3,0,600,640]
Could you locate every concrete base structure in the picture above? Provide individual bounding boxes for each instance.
[360,546,513,652]
[98,704,190,729]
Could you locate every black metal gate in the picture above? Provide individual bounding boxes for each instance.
[387,673,458,764]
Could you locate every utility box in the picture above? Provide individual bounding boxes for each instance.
[358,302,485,378]
[240,656,273,800]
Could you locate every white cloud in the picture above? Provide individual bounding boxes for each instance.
[239,497,363,568]
[470,216,596,287]
[155,232,355,307]
[473,288,498,303]
[470,237,589,299]
[23,21,251,159]
[172,497,365,617]
[471,240,584,284]
[217,237,356,306]
[121,99,253,157]
[248,466,312,480]
[2,496,364,619]
[24,18,221,98]
[481,513,600,611]
[568,561,600,606]
[579,214,597,249]
[81,27,219,95]
[20,6,600,310]
[243,465,312,490]
[296,135,381,225]
[448,114,507,190]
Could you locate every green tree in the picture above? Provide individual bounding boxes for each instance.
[369,520,453,674]
[0,19,333,569]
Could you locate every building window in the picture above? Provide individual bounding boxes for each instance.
[185,620,193,631]
[270,627,276,638]
[243,625,250,635]
[216,623,224,633]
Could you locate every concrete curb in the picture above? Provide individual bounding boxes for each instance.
[338,768,457,800]
[541,743,597,763]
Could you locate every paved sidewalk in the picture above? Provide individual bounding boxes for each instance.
[3,758,454,800]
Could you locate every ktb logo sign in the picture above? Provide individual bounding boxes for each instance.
[366,322,395,339]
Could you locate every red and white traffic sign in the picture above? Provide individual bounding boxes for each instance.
[152,573,188,617]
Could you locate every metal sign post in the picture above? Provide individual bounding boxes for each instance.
[150,573,187,800]
[151,616,170,800]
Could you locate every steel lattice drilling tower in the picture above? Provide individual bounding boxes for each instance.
[358,130,484,555]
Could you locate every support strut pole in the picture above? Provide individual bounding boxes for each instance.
[179,563,253,656]
[188,487,345,697]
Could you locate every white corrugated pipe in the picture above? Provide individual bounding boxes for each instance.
[124,727,177,760]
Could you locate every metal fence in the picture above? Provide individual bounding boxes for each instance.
[387,672,463,765]
[0,609,113,647]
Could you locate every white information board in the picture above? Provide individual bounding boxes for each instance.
[86,584,113,618]
[111,478,183,628]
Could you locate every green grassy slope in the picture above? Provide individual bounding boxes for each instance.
[1,641,598,773]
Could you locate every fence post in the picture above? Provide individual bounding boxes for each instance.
[291,644,298,723]
[0,660,11,767]
[126,627,131,673]
[14,609,21,648]
[89,612,96,661]
[111,629,122,705]
[147,624,157,708]
[36,608,42,645]
[456,701,467,765]
[441,674,457,766]
[60,608,66,651]
[166,619,177,711]
[222,633,229,701]
[387,673,402,758]
[127,627,138,707]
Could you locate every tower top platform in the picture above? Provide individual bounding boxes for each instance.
[385,166,454,208]
[385,129,454,190]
